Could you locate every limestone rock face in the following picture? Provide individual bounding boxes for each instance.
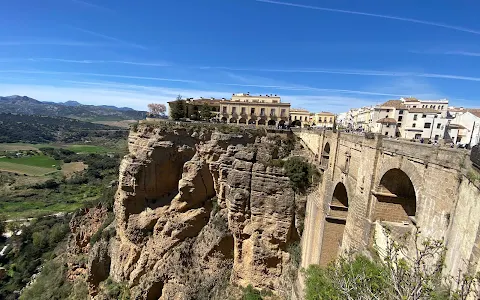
[67,206,109,282]
[95,124,299,299]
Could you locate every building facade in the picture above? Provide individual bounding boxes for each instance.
[312,112,336,128]
[219,93,290,126]
[167,97,222,120]
[289,108,310,127]
[447,110,480,147]
[401,108,448,140]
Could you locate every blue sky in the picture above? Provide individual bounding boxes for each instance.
[1,0,480,112]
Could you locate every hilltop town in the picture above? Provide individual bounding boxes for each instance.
[166,93,480,149]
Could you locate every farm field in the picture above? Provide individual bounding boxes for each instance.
[0,143,49,151]
[66,144,109,153]
[0,161,55,176]
[0,155,60,176]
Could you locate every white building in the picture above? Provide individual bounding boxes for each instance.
[371,100,406,137]
[401,108,448,141]
[447,109,480,147]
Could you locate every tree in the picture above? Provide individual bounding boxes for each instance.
[170,95,186,120]
[0,215,5,237]
[200,104,213,121]
[147,103,166,118]
[304,226,480,300]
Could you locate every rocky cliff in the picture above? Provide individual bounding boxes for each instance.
[85,123,302,299]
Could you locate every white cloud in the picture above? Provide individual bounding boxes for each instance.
[70,0,114,13]
[70,27,147,49]
[0,40,115,47]
[255,0,480,35]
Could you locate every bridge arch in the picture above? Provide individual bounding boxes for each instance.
[291,120,301,127]
[373,168,417,223]
[319,181,349,266]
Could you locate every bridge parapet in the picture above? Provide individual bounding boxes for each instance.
[293,129,468,170]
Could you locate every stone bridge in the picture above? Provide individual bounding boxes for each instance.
[293,129,480,279]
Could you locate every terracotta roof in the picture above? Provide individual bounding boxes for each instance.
[379,100,407,109]
[467,109,480,118]
[408,107,439,113]
[403,97,419,102]
[376,118,397,125]
[316,111,335,116]
[448,124,467,130]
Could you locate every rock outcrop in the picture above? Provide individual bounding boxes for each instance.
[88,124,301,299]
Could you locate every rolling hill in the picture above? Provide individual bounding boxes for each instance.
[0,95,146,121]
[0,113,128,144]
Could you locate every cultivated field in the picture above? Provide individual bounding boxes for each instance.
[66,144,108,153]
[62,162,87,178]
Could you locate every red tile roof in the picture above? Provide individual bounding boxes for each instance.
[467,109,480,118]
[377,118,397,125]
[379,100,407,109]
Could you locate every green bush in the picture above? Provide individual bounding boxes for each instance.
[284,157,320,193]
[20,259,73,300]
[304,255,390,300]
[242,284,263,300]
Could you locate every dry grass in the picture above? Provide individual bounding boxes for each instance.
[62,162,87,178]
[0,161,55,176]
[0,143,42,151]
[93,120,137,128]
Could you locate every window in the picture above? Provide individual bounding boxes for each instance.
[330,117,333,122]
[222,107,227,113]
[413,114,418,120]
[232,107,237,114]
[437,123,441,129]
[281,109,286,116]
[435,135,439,140]
[424,123,431,129]
[260,108,265,116]
[385,132,389,136]
[270,108,276,116]
[386,109,390,112]
[398,116,403,121]
[251,108,255,115]
[398,123,402,127]
[422,114,426,118]
[294,116,297,120]
[413,123,416,128]
[413,106,417,108]
[415,134,421,139]
[386,124,390,128]
[399,110,404,115]
[241,107,246,114]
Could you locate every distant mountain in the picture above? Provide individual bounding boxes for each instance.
[0,113,128,144]
[62,100,82,107]
[0,95,146,121]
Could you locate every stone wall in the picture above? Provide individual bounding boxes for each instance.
[295,129,480,282]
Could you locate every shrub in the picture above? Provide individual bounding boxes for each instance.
[20,259,72,300]
[304,255,390,300]
[284,157,320,193]
[242,284,262,300]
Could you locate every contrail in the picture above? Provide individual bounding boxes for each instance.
[255,0,480,35]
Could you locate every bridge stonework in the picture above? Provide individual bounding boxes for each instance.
[294,129,480,282]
